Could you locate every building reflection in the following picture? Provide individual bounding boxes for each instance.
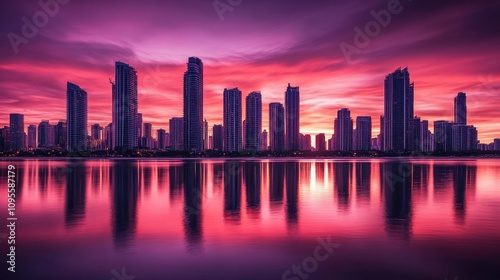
[224,161,241,222]
[111,161,139,247]
[355,162,370,203]
[412,163,429,196]
[169,164,183,201]
[452,164,477,225]
[244,162,261,219]
[333,162,352,210]
[183,161,203,252]
[142,164,153,195]
[380,162,412,241]
[433,164,454,197]
[269,162,285,212]
[285,162,299,226]
[65,162,87,228]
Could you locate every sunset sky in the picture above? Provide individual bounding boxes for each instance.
[1,0,499,143]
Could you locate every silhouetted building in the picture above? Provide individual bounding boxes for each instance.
[245,91,262,150]
[315,133,326,152]
[67,82,88,151]
[285,83,300,151]
[355,116,372,151]
[452,124,468,152]
[466,126,478,151]
[27,124,36,150]
[300,133,312,151]
[38,120,54,148]
[143,123,154,149]
[212,124,223,151]
[54,120,67,149]
[0,126,10,151]
[420,120,432,152]
[169,117,184,151]
[9,113,25,151]
[382,67,414,151]
[223,88,242,152]
[112,61,138,150]
[261,130,268,151]
[203,119,209,151]
[434,120,453,152]
[183,57,204,151]
[91,124,101,141]
[494,139,500,150]
[137,113,143,147]
[407,117,421,152]
[157,129,167,150]
[334,108,353,151]
[269,102,285,152]
[454,92,467,125]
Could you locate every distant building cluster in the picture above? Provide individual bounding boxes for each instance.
[1,63,498,153]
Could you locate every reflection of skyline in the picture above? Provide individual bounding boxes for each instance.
[333,162,352,210]
[380,162,412,241]
[65,163,87,228]
[111,161,139,247]
[244,162,261,218]
[355,162,370,204]
[224,161,241,222]
[285,162,299,226]
[183,162,203,253]
[269,162,285,212]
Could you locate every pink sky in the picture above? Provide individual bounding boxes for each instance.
[0,0,499,143]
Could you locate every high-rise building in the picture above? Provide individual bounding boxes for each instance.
[285,83,300,151]
[245,91,262,150]
[27,124,36,150]
[38,120,54,148]
[452,124,468,152]
[315,133,326,152]
[112,61,138,150]
[157,129,167,150]
[382,67,414,151]
[143,123,154,149]
[466,125,478,151]
[355,116,372,151]
[0,126,10,151]
[420,120,432,152]
[137,113,143,147]
[91,124,101,141]
[203,119,209,150]
[434,120,452,152]
[334,108,353,152]
[223,88,242,152]
[9,114,25,151]
[169,117,184,151]
[67,82,88,151]
[269,102,285,152]
[454,92,467,125]
[212,124,224,151]
[104,123,113,150]
[407,117,421,152]
[183,57,204,151]
[494,139,500,151]
[54,120,67,149]
[261,130,268,151]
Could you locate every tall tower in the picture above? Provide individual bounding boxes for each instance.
[355,116,372,151]
[113,61,138,150]
[183,57,204,152]
[285,83,300,151]
[245,91,262,150]
[169,117,184,151]
[454,92,467,125]
[334,108,353,152]
[223,88,242,152]
[67,82,88,151]
[269,102,285,152]
[27,124,37,150]
[382,67,414,151]
[9,113,25,151]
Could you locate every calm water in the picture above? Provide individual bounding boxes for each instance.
[1,158,499,280]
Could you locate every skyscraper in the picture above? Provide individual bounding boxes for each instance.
[334,108,353,152]
[315,133,326,152]
[408,117,421,151]
[223,88,242,152]
[9,113,25,151]
[183,57,204,152]
[55,120,67,149]
[245,91,262,150]
[434,120,452,152]
[91,124,101,141]
[169,117,184,151]
[212,124,224,151]
[38,120,54,148]
[143,123,154,149]
[454,92,467,125]
[420,120,432,152]
[285,83,300,151]
[203,119,209,150]
[67,82,88,151]
[157,129,167,150]
[355,116,372,151]
[137,113,143,146]
[113,61,138,150]
[382,67,414,151]
[269,102,285,152]
[27,124,36,150]
[261,130,268,151]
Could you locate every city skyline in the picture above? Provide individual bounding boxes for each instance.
[1,0,498,144]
